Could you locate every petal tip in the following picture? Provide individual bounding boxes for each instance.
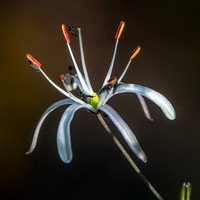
[25,150,31,155]
[169,115,176,120]
[60,155,72,164]
[166,109,176,120]
[149,118,154,122]
[140,152,147,163]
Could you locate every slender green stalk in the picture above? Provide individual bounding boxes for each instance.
[97,113,163,200]
[180,182,192,200]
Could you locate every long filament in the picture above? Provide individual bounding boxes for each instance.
[66,43,89,95]
[118,46,141,83]
[118,60,132,83]
[102,39,119,87]
[39,68,71,98]
[77,28,93,94]
[102,21,125,87]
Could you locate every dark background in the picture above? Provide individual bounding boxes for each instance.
[0,0,199,199]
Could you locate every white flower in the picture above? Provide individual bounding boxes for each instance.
[26,21,175,164]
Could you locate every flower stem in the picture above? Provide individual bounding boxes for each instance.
[97,113,163,200]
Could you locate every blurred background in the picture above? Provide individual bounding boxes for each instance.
[0,0,199,199]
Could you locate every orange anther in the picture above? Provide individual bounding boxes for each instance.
[62,24,70,43]
[129,46,141,60]
[59,74,66,83]
[26,54,41,68]
[115,21,125,40]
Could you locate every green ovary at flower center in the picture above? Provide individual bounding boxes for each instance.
[89,92,99,109]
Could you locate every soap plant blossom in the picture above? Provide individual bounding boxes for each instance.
[26,21,175,200]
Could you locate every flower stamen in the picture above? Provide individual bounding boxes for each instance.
[77,28,93,94]
[62,24,90,95]
[26,54,73,98]
[26,54,41,70]
[60,74,66,84]
[118,46,141,83]
[115,21,125,40]
[129,46,141,60]
[62,24,70,44]
[102,21,125,87]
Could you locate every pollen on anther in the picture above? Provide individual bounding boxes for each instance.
[62,24,70,43]
[26,54,41,69]
[108,76,118,85]
[129,46,141,60]
[115,21,125,40]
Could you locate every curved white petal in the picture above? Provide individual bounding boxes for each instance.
[99,104,147,162]
[115,84,176,120]
[57,103,95,163]
[97,89,111,108]
[26,99,74,155]
[136,94,153,121]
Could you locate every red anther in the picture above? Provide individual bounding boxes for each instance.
[59,74,66,83]
[62,24,70,43]
[26,54,41,68]
[115,21,125,40]
[129,46,141,60]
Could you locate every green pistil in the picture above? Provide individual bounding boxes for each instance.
[89,92,99,109]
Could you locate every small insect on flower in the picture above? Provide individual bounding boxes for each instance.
[68,24,77,37]
[26,54,41,71]
[60,73,78,92]
[26,21,176,165]
[68,65,75,75]
[98,76,118,95]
